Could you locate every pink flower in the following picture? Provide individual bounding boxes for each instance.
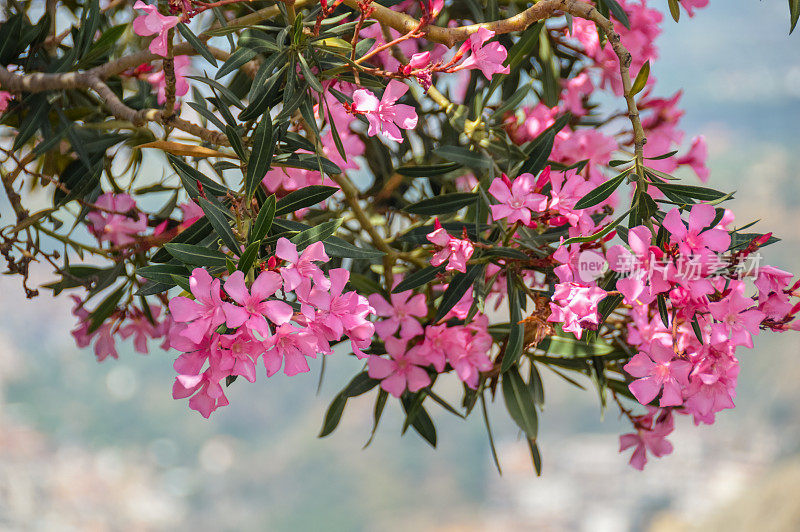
[676,135,709,182]
[547,282,607,339]
[681,345,739,424]
[415,323,462,372]
[296,268,375,353]
[546,169,595,229]
[488,173,546,226]
[179,200,203,226]
[132,0,180,58]
[707,281,765,348]
[447,315,494,388]
[0,91,12,112]
[755,265,793,299]
[262,166,323,194]
[172,368,229,419]
[455,28,510,79]
[118,305,163,354]
[680,0,709,17]
[262,323,320,377]
[367,337,431,397]
[619,408,674,470]
[506,103,556,144]
[86,193,148,246]
[351,80,418,143]
[662,204,730,255]
[561,72,594,116]
[70,296,119,361]
[168,268,228,344]
[222,270,293,337]
[147,55,191,106]
[213,329,262,383]
[426,219,474,273]
[624,343,692,407]
[275,237,330,291]
[606,225,672,305]
[369,288,427,340]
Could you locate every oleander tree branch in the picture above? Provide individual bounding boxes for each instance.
[343,0,647,173]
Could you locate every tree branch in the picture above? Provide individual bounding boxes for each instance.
[343,0,646,171]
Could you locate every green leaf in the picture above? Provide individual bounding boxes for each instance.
[562,208,631,245]
[396,162,462,177]
[603,0,631,29]
[248,194,276,245]
[238,241,260,272]
[528,439,543,476]
[792,0,800,33]
[434,146,491,169]
[657,293,670,328]
[136,264,189,285]
[177,23,217,66]
[481,247,531,261]
[297,52,323,93]
[502,366,538,438]
[364,389,388,448]
[80,23,126,66]
[319,393,347,437]
[506,22,544,71]
[401,396,437,447]
[167,154,229,198]
[275,185,338,216]
[630,60,650,96]
[392,265,446,293]
[273,153,341,175]
[323,237,385,259]
[88,284,126,333]
[170,274,193,292]
[648,181,729,202]
[341,371,380,397]
[529,363,545,407]
[152,217,212,263]
[225,125,247,161]
[197,198,240,256]
[538,334,617,357]
[165,243,230,268]
[501,273,525,372]
[290,219,342,250]
[135,280,175,297]
[404,193,478,216]
[186,75,244,109]
[215,46,257,79]
[519,129,555,176]
[668,0,681,22]
[434,264,484,322]
[246,117,274,198]
[493,82,533,116]
[574,171,629,210]
[480,392,502,474]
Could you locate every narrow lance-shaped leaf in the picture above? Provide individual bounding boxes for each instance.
[630,60,650,96]
[404,193,478,216]
[574,170,630,210]
[275,185,338,216]
[177,23,217,66]
[197,197,240,256]
[245,117,273,198]
[248,194,276,245]
[501,366,539,439]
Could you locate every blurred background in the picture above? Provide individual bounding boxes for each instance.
[2,1,800,530]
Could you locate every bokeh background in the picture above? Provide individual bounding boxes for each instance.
[2,1,800,530]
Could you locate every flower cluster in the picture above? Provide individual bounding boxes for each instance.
[368,287,493,395]
[167,239,374,418]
